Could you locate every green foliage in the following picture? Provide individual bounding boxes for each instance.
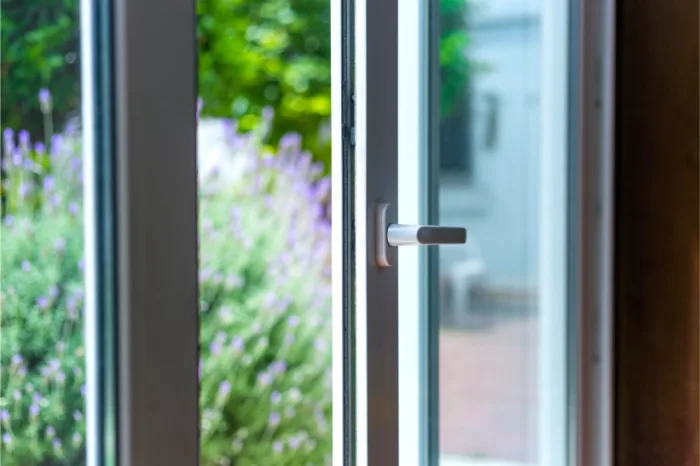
[0,118,332,465]
[2,0,470,172]
[197,0,332,168]
[0,0,80,139]
[440,0,471,117]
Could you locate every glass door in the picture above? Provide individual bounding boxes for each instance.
[334,0,615,464]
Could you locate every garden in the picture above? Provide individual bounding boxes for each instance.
[0,0,468,464]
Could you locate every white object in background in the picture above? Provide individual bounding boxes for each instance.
[445,234,486,318]
[196,118,251,192]
[448,256,486,317]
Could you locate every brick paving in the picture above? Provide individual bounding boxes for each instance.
[439,310,539,463]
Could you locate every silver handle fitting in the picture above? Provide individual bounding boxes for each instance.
[375,203,467,268]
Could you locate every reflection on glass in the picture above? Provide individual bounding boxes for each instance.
[196,0,332,463]
[437,0,543,463]
[0,4,86,464]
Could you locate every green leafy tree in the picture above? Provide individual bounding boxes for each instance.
[198,0,332,166]
[0,0,81,140]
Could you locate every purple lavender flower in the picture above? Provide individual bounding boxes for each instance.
[69,202,79,216]
[29,403,40,418]
[4,215,14,226]
[262,106,274,122]
[38,88,52,113]
[3,128,14,148]
[270,391,281,404]
[73,411,83,421]
[273,440,283,453]
[315,177,331,200]
[78,258,85,271]
[12,390,21,401]
[37,296,49,309]
[18,130,30,151]
[11,353,22,366]
[18,181,31,199]
[21,260,31,272]
[56,371,66,383]
[49,285,59,298]
[8,149,22,170]
[289,435,302,449]
[199,268,212,283]
[209,340,222,356]
[270,360,287,375]
[72,432,82,445]
[0,409,9,421]
[80,384,87,397]
[263,292,276,308]
[314,338,328,351]
[231,336,244,352]
[288,315,300,327]
[34,142,45,155]
[218,381,232,397]
[2,433,11,445]
[279,133,302,152]
[33,392,44,403]
[276,295,292,312]
[70,156,81,172]
[43,175,55,191]
[269,412,281,426]
[17,366,27,378]
[50,134,63,157]
[46,426,56,437]
[65,120,79,135]
[52,438,62,450]
[258,371,273,386]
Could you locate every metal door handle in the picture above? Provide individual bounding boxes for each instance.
[376,203,467,267]
[387,224,466,246]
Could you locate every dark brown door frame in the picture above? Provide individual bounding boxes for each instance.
[615,1,699,465]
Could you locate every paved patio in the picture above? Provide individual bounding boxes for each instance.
[438,306,539,464]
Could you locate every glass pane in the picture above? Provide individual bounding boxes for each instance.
[196,0,333,463]
[0,1,92,464]
[431,0,567,465]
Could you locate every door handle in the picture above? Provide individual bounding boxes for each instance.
[376,203,467,267]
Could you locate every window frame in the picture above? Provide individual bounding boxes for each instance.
[82,0,199,464]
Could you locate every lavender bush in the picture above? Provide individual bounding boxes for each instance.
[0,94,332,465]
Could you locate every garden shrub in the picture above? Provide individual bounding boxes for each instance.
[0,99,332,465]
